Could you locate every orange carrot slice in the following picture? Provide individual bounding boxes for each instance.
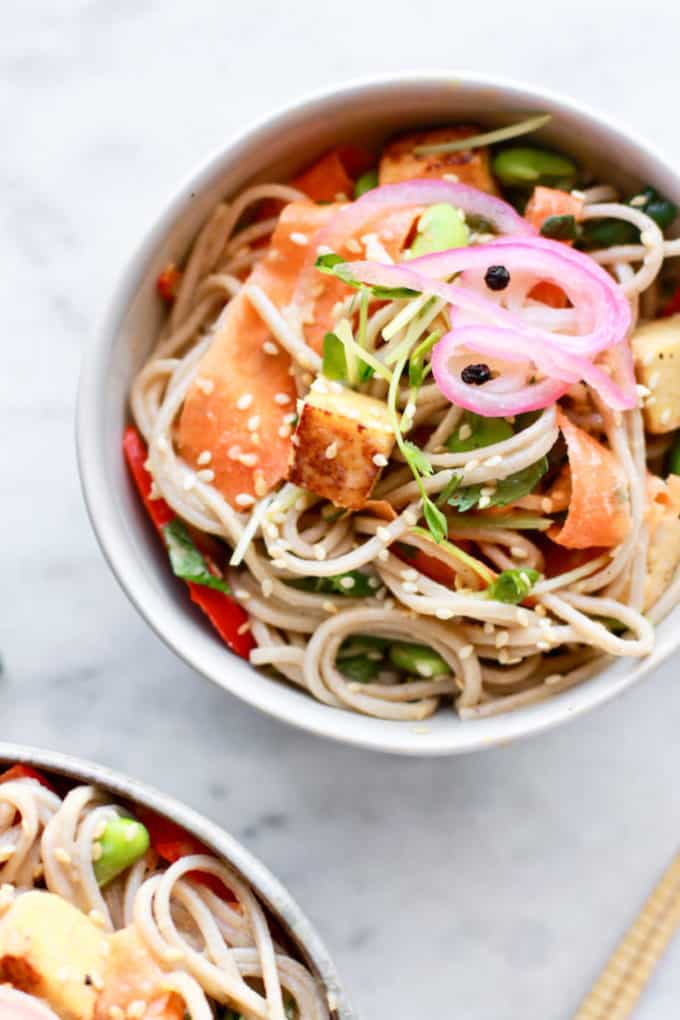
[526,187,584,308]
[549,410,631,549]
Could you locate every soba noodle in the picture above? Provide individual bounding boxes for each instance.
[0,773,328,1020]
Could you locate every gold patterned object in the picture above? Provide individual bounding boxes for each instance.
[572,849,680,1019]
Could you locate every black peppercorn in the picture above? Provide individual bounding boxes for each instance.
[461,363,492,385]
[484,265,511,291]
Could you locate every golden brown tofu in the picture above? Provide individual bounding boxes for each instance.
[0,892,108,1020]
[379,126,498,194]
[632,314,680,433]
[287,383,394,509]
[644,515,680,610]
[95,927,184,1020]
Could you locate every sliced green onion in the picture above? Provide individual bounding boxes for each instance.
[414,114,552,156]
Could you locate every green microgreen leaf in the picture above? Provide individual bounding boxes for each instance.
[286,570,375,597]
[448,457,549,512]
[485,567,540,604]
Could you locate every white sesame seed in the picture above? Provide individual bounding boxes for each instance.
[54,848,71,865]
[498,648,511,665]
[459,644,474,660]
[402,581,419,593]
[339,576,355,589]
[376,526,391,542]
[544,673,564,686]
[155,435,169,453]
[195,376,214,395]
[290,232,309,246]
[127,1002,147,1020]
[183,475,196,491]
[330,380,344,393]
[274,393,291,406]
[435,608,454,620]
[278,424,292,438]
[458,423,472,441]
[239,452,258,467]
[510,545,528,559]
[640,229,655,247]
[442,173,459,182]
[478,495,491,509]
[197,468,215,483]
[629,193,647,207]
[483,621,495,634]
[234,588,250,600]
[535,604,547,617]
[484,455,503,468]
[464,458,480,471]
[236,393,253,411]
[403,510,418,526]
[537,640,551,651]
[261,578,273,597]
[495,631,509,648]
[401,568,418,581]
[378,548,389,562]
[322,600,338,613]
[515,608,530,627]
[314,545,327,561]
[404,401,416,418]
[345,238,362,254]
[197,449,212,466]
[88,909,106,928]
[541,498,553,513]
[228,444,242,459]
[372,453,388,467]
[247,414,260,432]
[324,442,338,459]
[661,407,672,425]
[109,1006,125,1020]
[263,340,279,356]
[648,371,660,389]
[236,493,256,508]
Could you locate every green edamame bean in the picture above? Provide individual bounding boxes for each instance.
[493,146,578,189]
[389,643,451,678]
[668,433,680,476]
[354,169,379,198]
[337,655,381,683]
[93,816,150,887]
[337,635,389,660]
[408,203,469,257]
[636,187,677,230]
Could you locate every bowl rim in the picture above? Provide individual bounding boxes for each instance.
[77,70,680,756]
[0,742,353,1018]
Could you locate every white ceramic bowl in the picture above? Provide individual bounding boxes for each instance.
[77,73,680,756]
[0,744,353,1018]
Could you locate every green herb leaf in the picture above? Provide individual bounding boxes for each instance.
[448,457,548,512]
[436,472,463,507]
[445,412,513,453]
[540,214,578,241]
[162,520,230,593]
[287,570,374,597]
[337,635,389,659]
[422,498,448,544]
[315,253,417,299]
[354,169,379,198]
[485,567,540,604]
[403,441,433,477]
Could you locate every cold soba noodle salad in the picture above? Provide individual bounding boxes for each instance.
[127,115,680,721]
[0,764,328,1019]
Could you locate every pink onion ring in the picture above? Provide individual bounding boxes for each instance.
[342,238,631,357]
[294,178,534,310]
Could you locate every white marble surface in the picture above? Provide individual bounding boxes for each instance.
[4,2,680,1016]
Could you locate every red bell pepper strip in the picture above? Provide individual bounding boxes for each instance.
[136,806,237,904]
[156,263,182,303]
[0,764,55,791]
[123,427,255,658]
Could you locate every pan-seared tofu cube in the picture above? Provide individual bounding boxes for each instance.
[645,514,680,610]
[379,126,497,194]
[0,891,108,1020]
[632,314,680,433]
[287,383,394,509]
